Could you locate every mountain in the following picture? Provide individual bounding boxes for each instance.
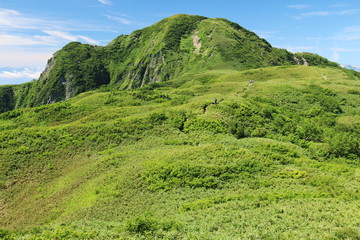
[0,15,360,239]
[341,64,360,72]
[0,14,339,113]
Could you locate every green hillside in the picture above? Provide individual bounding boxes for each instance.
[0,64,359,239]
[0,14,339,113]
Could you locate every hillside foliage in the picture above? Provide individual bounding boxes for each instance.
[0,64,359,239]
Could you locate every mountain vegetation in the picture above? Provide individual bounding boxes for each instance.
[0,14,341,113]
[0,14,359,239]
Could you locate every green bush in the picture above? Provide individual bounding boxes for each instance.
[144,158,266,191]
[228,120,245,138]
[126,217,159,234]
[148,112,168,125]
[348,89,360,95]
[326,132,360,159]
[125,217,181,235]
[183,118,227,134]
[335,227,360,240]
[274,170,307,179]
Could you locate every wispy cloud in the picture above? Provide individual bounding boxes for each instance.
[105,15,133,25]
[294,9,360,19]
[0,7,117,84]
[287,5,311,9]
[0,31,99,47]
[0,8,64,31]
[306,36,323,40]
[0,68,42,80]
[334,26,360,41]
[331,51,340,62]
[0,51,53,68]
[43,30,99,44]
[330,47,360,52]
[329,47,360,63]
[0,8,102,48]
[330,4,351,8]
[282,45,316,53]
[0,34,45,46]
[0,8,115,32]
[97,0,112,5]
[252,30,277,39]
[294,11,332,19]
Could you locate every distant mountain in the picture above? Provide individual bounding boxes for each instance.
[341,64,360,72]
[0,14,339,112]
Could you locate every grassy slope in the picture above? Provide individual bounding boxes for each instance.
[0,65,359,239]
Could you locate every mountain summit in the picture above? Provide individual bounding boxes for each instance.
[0,14,338,112]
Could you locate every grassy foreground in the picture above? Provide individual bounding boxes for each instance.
[0,65,359,239]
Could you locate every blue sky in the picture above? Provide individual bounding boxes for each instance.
[1,0,360,84]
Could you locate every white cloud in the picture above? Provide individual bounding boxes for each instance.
[0,31,99,47]
[338,9,360,15]
[98,0,112,5]
[330,4,351,8]
[43,30,78,42]
[334,26,360,41]
[0,7,113,83]
[287,5,311,9]
[294,9,360,19]
[294,11,332,19]
[282,45,316,53]
[0,68,42,80]
[329,48,360,65]
[0,34,44,46]
[0,8,115,32]
[0,8,62,31]
[78,36,100,45]
[105,15,133,25]
[0,51,53,68]
[330,47,360,52]
[43,30,99,44]
[331,51,340,62]
[252,30,277,39]
[0,8,102,48]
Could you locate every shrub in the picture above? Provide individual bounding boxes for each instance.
[125,217,181,235]
[144,158,266,191]
[0,229,12,239]
[183,118,227,134]
[126,217,159,234]
[348,89,360,95]
[335,227,360,240]
[326,132,360,159]
[148,112,168,125]
[228,121,245,138]
[0,180,5,189]
[274,170,307,179]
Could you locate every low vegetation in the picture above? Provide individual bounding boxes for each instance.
[0,65,359,239]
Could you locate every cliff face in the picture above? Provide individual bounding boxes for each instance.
[0,14,340,112]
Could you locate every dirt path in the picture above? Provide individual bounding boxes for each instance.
[236,80,255,96]
[192,31,201,55]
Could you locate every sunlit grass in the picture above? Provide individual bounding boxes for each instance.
[0,65,359,239]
